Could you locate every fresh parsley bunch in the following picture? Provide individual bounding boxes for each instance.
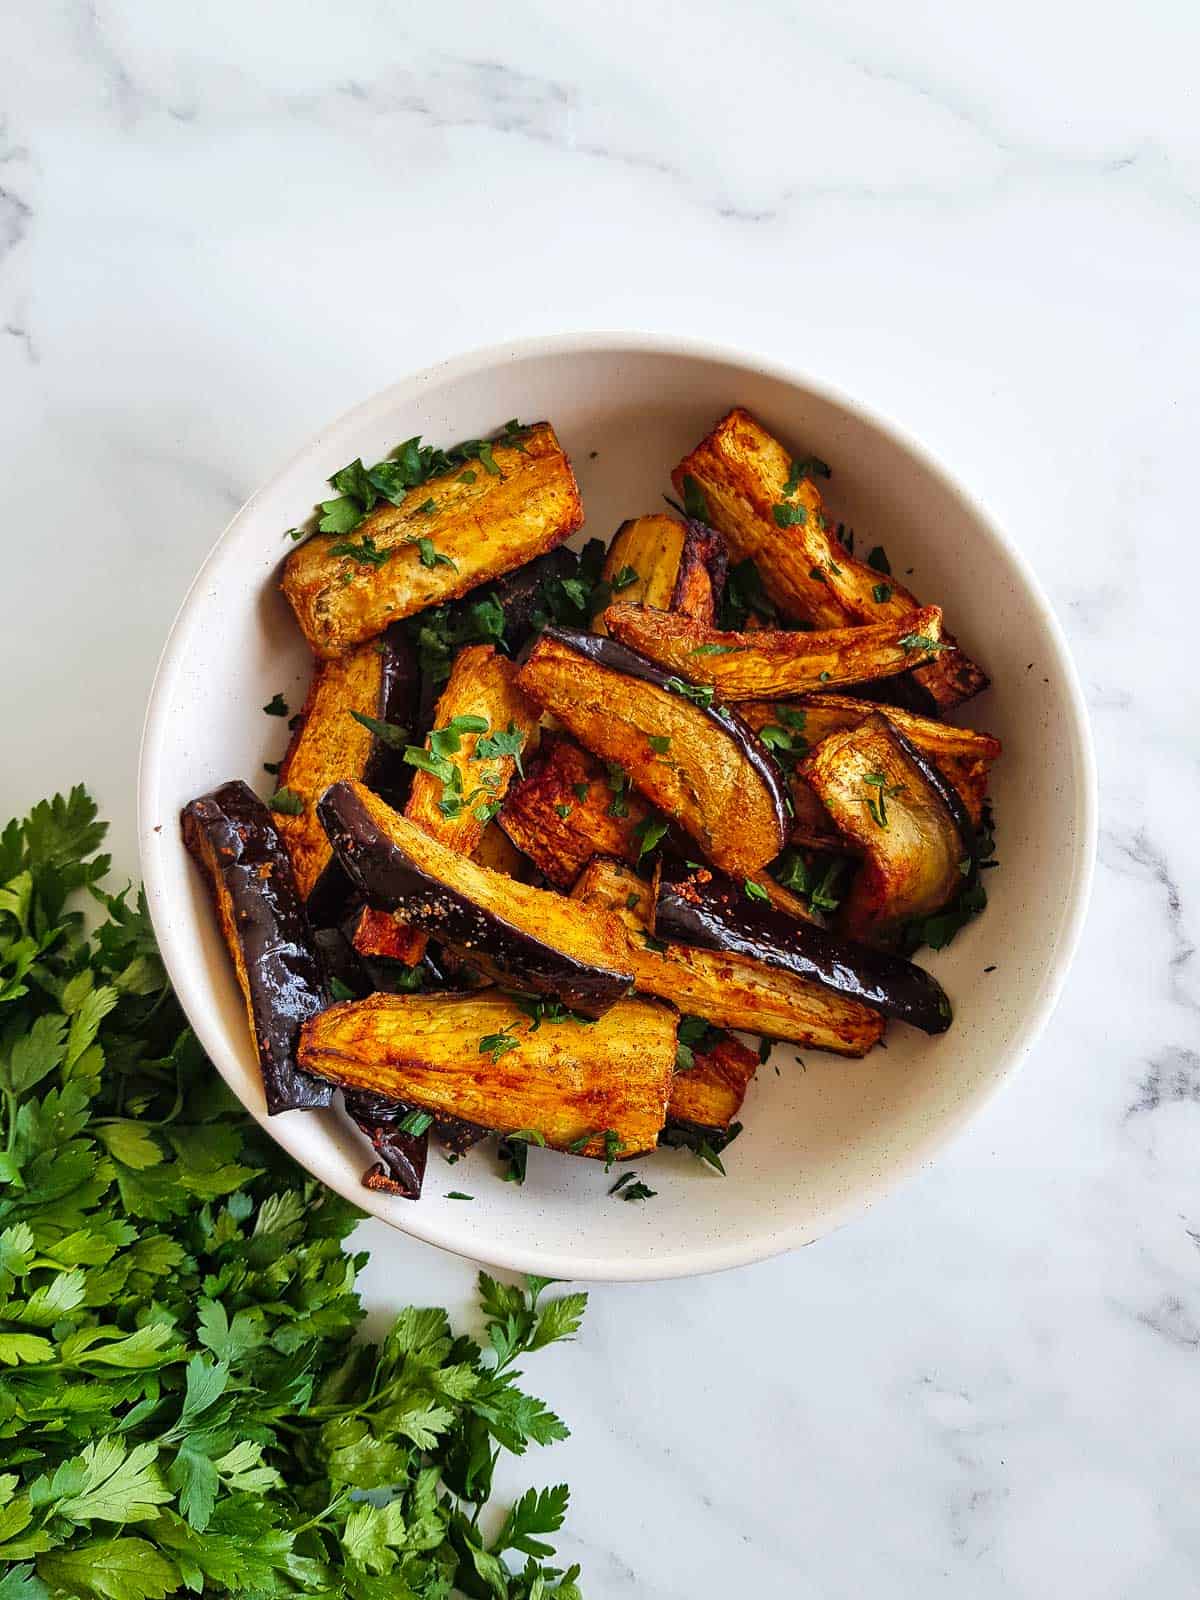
[0,788,587,1599]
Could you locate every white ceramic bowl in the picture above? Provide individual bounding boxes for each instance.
[139,333,1096,1282]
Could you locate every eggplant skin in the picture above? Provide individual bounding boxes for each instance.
[655,858,953,1035]
[800,715,976,945]
[570,856,883,1055]
[342,1089,428,1199]
[181,780,333,1114]
[499,734,653,888]
[298,992,676,1158]
[317,780,634,1015]
[602,601,945,701]
[667,1030,758,1136]
[672,406,988,709]
[516,627,788,878]
[282,422,583,658]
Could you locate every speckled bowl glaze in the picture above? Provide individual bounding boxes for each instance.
[139,333,1096,1281]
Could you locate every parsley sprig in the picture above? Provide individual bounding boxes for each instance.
[0,785,590,1599]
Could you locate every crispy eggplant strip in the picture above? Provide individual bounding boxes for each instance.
[673,406,988,708]
[343,1089,428,1199]
[570,857,883,1055]
[354,645,539,963]
[181,780,333,1114]
[655,859,952,1034]
[602,601,945,701]
[276,629,415,898]
[282,422,584,658]
[499,735,654,887]
[739,694,1000,846]
[592,514,725,633]
[298,992,676,1158]
[318,780,634,1014]
[516,628,787,877]
[667,1028,758,1138]
[799,715,975,946]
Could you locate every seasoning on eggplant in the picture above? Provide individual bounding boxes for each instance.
[516,626,788,878]
[591,514,726,634]
[181,780,333,1113]
[318,780,634,1015]
[655,858,953,1035]
[282,422,584,658]
[799,714,977,946]
[298,992,677,1158]
[737,694,1001,850]
[499,734,655,887]
[570,857,884,1055]
[273,628,416,898]
[342,1089,429,1199]
[602,601,945,701]
[666,1026,758,1140]
[672,406,988,709]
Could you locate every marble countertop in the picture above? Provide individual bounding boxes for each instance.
[3,2,1198,1593]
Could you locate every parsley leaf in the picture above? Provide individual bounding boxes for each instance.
[267,786,304,816]
[348,709,408,749]
[680,474,709,522]
[664,676,715,708]
[262,693,288,717]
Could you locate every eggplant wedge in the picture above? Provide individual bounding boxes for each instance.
[499,734,654,888]
[655,859,952,1034]
[181,780,333,1113]
[282,422,584,658]
[516,627,787,877]
[318,780,634,1014]
[798,714,975,945]
[298,992,676,1158]
[570,857,883,1055]
[673,406,988,709]
[343,1089,429,1199]
[602,601,945,701]
[592,514,726,633]
[275,628,416,898]
[739,694,1000,846]
[667,1026,758,1139]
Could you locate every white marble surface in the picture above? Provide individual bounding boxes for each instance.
[3,2,1198,1593]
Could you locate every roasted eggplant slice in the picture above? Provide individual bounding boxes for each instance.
[298,992,676,1158]
[181,780,333,1113]
[282,422,584,658]
[499,734,654,887]
[342,1089,428,1199]
[667,1026,758,1139]
[592,514,725,633]
[602,602,945,701]
[516,627,787,877]
[318,780,634,1014]
[570,857,883,1054]
[275,629,416,898]
[655,859,952,1034]
[673,406,988,709]
[739,694,1000,845]
[799,714,975,945]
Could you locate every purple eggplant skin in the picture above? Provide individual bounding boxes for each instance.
[181,780,334,1113]
[655,860,953,1035]
[306,856,360,934]
[317,780,633,1016]
[363,624,420,808]
[673,518,729,614]
[342,1089,428,1200]
[845,672,939,720]
[517,626,790,839]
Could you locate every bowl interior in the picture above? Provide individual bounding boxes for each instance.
[139,337,1094,1281]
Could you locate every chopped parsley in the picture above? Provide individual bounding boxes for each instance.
[445,1190,474,1199]
[690,642,742,655]
[555,803,572,819]
[328,976,356,1001]
[498,1128,547,1185]
[647,734,672,754]
[267,785,304,815]
[329,533,391,567]
[861,771,907,828]
[719,557,777,630]
[478,1026,521,1063]
[898,632,948,655]
[610,1174,656,1202]
[867,545,892,574]
[633,817,669,859]
[873,582,893,604]
[572,782,590,802]
[349,709,409,749]
[263,760,281,776]
[680,473,710,522]
[605,763,631,818]
[744,879,769,902]
[407,534,457,570]
[773,501,808,528]
[263,692,289,717]
[611,564,640,591]
[603,1130,625,1170]
[664,676,715,708]
[398,1108,434,1136]
[475,720,527,776]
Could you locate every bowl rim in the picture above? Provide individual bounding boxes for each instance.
[138,329,1098,1282]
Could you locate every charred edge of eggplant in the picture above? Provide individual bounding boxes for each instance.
[362,624,420,807]
[673,519,729,613]
[181,780,334,1113]
[342,1089,428,1199]
[306,855,361,933]
[519,625,790,828]
[316,781,633,1016]
[655,859,952,1035]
